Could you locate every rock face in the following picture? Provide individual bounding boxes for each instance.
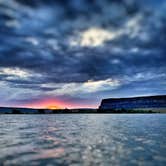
[99,95,166,110]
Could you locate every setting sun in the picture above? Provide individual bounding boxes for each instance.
[47,105,61,110]
[22,99,68,109]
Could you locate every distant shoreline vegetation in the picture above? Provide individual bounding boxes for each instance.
[0,108,164,114]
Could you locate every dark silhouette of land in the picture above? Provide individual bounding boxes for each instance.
[0,107,164,114]
[0,95,165,114]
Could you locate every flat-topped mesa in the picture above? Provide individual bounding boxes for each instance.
[99,95,166,111]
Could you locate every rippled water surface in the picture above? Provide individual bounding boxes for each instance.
[0,114,166,166]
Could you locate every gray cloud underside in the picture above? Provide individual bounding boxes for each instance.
[0,0,166,105]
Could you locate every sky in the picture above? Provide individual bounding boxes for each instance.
[0,0,166,109]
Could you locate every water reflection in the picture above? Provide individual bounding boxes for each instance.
[0,114,166,165]
[34,148,65,159]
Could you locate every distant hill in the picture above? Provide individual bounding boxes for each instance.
[99,95,166,113]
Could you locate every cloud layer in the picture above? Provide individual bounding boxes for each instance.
[0,0,166,107]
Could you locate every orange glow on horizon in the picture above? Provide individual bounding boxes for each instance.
[47,105,61,110]
[18,98,97,109]
[22,99,68,109]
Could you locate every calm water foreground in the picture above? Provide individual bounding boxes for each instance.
[0,114,166,166]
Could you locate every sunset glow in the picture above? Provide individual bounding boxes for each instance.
[23,99,68,109]
[47,105,61,110]
[19,98,97,109]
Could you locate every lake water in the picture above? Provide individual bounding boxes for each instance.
[0,114,166,166]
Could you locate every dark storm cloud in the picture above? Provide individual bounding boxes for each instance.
[0,0,166,106]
